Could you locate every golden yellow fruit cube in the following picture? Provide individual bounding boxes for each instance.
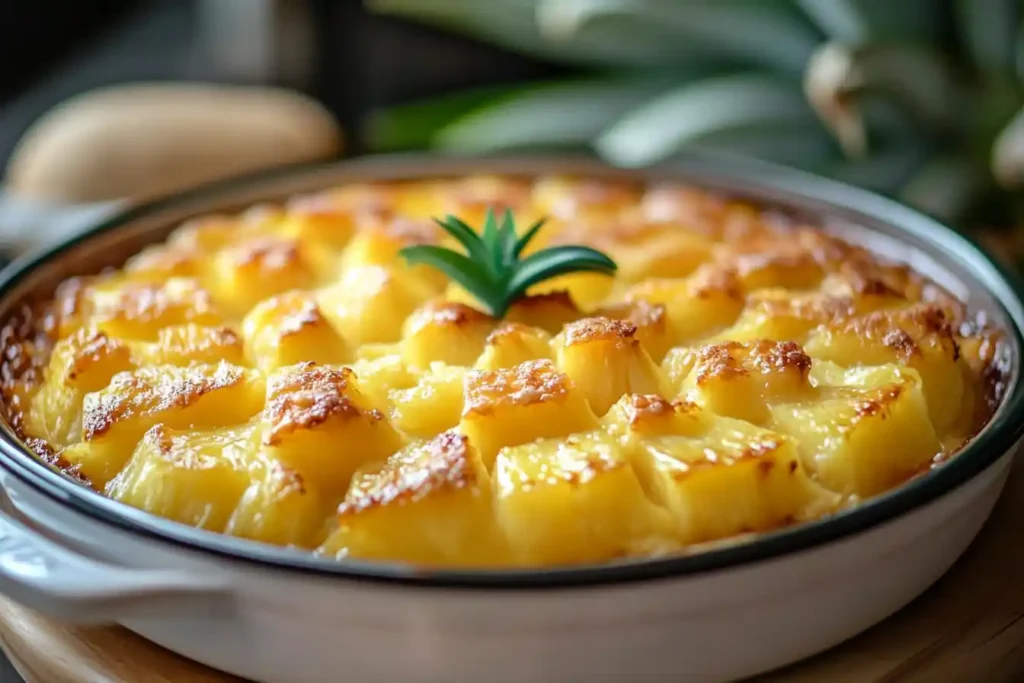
[320,432,508,567]
[400,301,495,369]
[554,317,670,417]
[226,455,336,549]
[261,363,404,494]
[474,323,553,372]
[210,236,326,316]
[318,265,436,345]
[804,303,965,432]
[671,340,816,424]
[344,354,417,409]
[88,277,223,341]
[242,291,351,372]
[70,362,266,487]
[27,327,134,447]
[593,300,673,363]
[131,324,245,367]
[611,397,836,544]
[505,291,581,335]
[106,424,256,532]
[623,269,744,345]
[494,430,672,565]
[388,363,466,439]
[459,359,599,468]
[771,366,942,497]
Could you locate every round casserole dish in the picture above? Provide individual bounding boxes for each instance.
[0,154,1020,683]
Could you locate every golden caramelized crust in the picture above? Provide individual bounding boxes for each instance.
[83,362,251,440]
[693,340,812,386]
[562,317,638,347]
[263,364,373,445]
[338,431,478,516]
[403,300,493,337]
[0,172,1009,569]
[463,359,573,417]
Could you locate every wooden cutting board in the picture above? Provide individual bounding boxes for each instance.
[2,459,1023,683]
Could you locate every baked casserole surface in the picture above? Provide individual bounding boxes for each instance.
[0,175,1007,567]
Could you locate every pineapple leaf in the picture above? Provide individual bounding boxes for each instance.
[506,246,617,303]
[498,209,520,267]
[596,74,816,167]
[993,106,1024,190]
[433,215,492,266]
[899,156,988,224]
[399,244,504,315]
[956,0,1022,77]
[370,0,720,68]
[514,217,548,258]
[365,84,520,151]
[536,0,821,74]
[795,0,940,45]
[401,212,617,318]
[804,42,961,157]
[434,78,679,153]
[480,209,505,274]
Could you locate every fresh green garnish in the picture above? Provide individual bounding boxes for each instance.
[398,208,617,318]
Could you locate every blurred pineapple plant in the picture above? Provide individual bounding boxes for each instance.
[367,0,1024,262]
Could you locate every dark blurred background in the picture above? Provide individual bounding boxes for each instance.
[0,0,562,167]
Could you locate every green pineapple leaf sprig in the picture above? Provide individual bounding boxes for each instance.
[399,209,617,318]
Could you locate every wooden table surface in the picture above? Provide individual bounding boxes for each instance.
[1,457,1023,683]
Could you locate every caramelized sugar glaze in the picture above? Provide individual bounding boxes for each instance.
[0,175,1008,567]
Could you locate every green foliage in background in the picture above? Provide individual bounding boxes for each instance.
[365,0,1024,231]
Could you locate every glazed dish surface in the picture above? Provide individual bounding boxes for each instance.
[0,174,1007,568]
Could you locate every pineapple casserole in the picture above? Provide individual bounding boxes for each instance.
[0,175,1008,568]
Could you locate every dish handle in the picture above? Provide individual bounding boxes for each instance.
[0,508,231,623]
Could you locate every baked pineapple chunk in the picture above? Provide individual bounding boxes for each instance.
[320,432,509,566]
[337,220,448,290]
[123,244,203,280]
[388,363,466,438]
[474,323,553,371]
[504,291,581,335]
[27,327,134,447]
[526,271,615,311]
[242,291,351,372]
[226,455,336,548]
[344,355,417,409]
[130,324,245,367]
[261,362,404,494]
[274,199,357,250]
[532,175,640,220]
[593,300,672,362]
[68,362,266,487]
[553,317,670,417]
[715,287,893,344]
[494,430,672,565]
[804,304,964,433]
[598,222,715,283]
[88,277,223,341]
[668,340,816,423]
[106,424,256,532]
[400,301,495,369]
[623,268,744,344]
[712,236,827,292]
[460,359,599,468]
[210,236,327,316]
[603,395,836,544]
[317,265,437,345]
[770,366,942,497]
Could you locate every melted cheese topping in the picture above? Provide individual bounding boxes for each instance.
[0,174,1008,568]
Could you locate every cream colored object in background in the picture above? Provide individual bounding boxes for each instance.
[5,83,342,204]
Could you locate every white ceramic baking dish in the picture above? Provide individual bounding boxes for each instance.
[0,155,1020,683]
